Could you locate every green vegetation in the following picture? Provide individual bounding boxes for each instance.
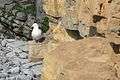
[15,3,49,33]
[41,16,49,33]
[0,1,50,40]
[15,4,36,16]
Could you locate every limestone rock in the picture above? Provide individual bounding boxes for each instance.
[43,0,110,34]
[43,0,65,17]
[41,37,119,80]
[28,40,59,62]
[50,22,75,42]
[43,0,120,37]
[16,12,27,22]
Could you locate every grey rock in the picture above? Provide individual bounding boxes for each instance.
[19,59,29,64]
[0,65,4,72]
[12,10,18,16]
[13,28,20,33]
[7,40,27,48]
[6,3,15,11]
[22,62,42,69]
[108,26,120,33]
[26,14,35,26]
[0,51,5,56]
[5,77,15,80]
[0,73,8,78]
[5,39,16,43]
[14,20,24,25]
[61,16,89,37]
[12,23,19,27]
[1,17,5,22]
[6,52,16,58]
[61,15,78,30]
[8,16,13,21]
[18,52,28,59]
[14,0,28,3]
[15,74,31,80]
[18,45,28,52]
[0,57,8,64]
[0,78,5,80]
[31,65,42,76]
[0,0,12,7]
[2,63,9,72]
[0,39,41,80]
[10,57,21,66]
[8,67,20,74]
[16,12,27,21]
[22,69,33,76]
[78,21,89,37]
[1,40,7,47]
[12,48,23,53]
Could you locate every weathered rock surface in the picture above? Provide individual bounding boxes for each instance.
[49,22,76,41]
[0,39,42,80]
[26,0,120,80]
[41,37,120,80]
[43,0,120,39]
[28,40,59,62]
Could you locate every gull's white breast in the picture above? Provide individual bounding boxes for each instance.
[32,28,42,40]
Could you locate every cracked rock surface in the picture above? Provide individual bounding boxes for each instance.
[0,39,42,80]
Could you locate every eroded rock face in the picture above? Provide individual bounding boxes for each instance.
[41,37,120,80]
[43,0,120,39]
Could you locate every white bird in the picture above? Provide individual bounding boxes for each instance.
[31,23,42,42]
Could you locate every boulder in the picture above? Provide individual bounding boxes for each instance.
[16,12,27,22]
[28,41,59,62]
[41,37,120,80]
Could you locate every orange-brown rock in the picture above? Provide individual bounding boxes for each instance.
[43,0,120,36]
[49,22,75,42]
[29,0,120,79]
[41,37,120,80]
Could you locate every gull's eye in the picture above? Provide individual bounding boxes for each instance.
[38,27,41,29]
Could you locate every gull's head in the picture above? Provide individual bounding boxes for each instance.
[31,23,39,29]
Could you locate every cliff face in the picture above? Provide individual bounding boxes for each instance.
[39,1,120,80]
[41,37,116,80]
[29,1,120,80]
[43,0,120,40]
